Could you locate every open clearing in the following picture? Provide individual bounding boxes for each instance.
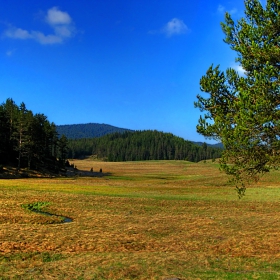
[0,159,280,279]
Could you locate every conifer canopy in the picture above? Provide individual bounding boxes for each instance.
[195,0,280,196]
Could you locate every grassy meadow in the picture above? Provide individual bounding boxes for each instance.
[0,159,280,279]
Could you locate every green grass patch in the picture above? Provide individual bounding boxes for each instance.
[21,201,50,212]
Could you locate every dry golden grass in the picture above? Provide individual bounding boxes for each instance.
[0,159,280,279]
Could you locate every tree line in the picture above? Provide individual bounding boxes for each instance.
[68,130,222,162]
[0,99,68,172]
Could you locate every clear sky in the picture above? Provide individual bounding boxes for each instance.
[0,0,247,143]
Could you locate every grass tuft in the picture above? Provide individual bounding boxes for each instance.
[21,201,50,212]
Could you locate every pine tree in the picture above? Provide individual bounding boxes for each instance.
[195,0,280,196]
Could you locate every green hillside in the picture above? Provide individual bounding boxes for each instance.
[68,130,222,162]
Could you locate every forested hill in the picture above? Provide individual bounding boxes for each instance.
[68,130,222,162]
[56,123,134,139]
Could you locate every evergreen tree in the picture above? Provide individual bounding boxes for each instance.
[195,0,280,196]
[2,99,19,164]
[0,98,68,173]
[0,105,10,164]
[58,135,69,167]
[15,103,33,170]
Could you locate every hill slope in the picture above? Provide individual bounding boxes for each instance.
[56,123,223,148]
[67,130,223,161]
[56,123,134,139]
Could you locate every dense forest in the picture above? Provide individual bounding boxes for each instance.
[68,130,222,162]
[0,99,68,172]
[57,123,133,139]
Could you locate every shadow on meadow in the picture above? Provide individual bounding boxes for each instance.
[0,165,112,179]
[66,166,112,178]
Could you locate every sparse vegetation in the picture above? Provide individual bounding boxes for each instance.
[21,201,50,212]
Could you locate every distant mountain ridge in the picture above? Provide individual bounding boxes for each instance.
[56,123,134,139]
[194,141,223,148]
[56,123,223,148]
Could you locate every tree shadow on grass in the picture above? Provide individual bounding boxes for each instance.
[0,166,112,179]
[66,167,112,178]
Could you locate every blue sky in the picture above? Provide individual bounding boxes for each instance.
[0,0,247,143]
